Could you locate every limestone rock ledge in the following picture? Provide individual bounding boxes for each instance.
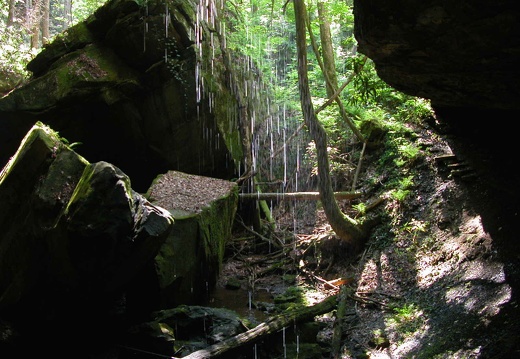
[0,0,252,192]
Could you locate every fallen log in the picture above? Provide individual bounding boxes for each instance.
[175,294,338,359]
[239,191,362,201]
[331,286,353,357]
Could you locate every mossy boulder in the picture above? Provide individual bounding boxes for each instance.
[0,122,174,331]
[127,305,245,357]
[146,170,238,306]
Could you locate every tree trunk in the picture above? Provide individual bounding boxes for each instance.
[41,0,50,45]
[30,23,40,49]
[28,0,42,49]
[293,0,365,246]
[64,0,72,26]
[7,0,16,26]
[318,1,338,97]
[305,1,364,143]
[332,286,353,357]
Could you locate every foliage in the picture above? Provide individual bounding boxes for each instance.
[402,218,429,242]
[0,25,37,87]
[0,0,107,90]
[385,303,425,337]
[1,0,435,197]
[352,202,367,216]
[273,285,308,310]
[71,0,108,26]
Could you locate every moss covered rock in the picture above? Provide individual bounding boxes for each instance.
[146,170,238,306]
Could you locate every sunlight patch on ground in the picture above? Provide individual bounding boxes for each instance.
[460,260,506,283]
[357,250,409,296]
[415,213,492,289]
[445,282,511,318]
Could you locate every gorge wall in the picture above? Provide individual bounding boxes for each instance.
[353,0,520,214]
[0,0,262,192]
[353,2,520,330]
[353,0,520,111]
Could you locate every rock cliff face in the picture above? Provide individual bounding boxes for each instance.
[354,7,520,352]
[0,0,260,192]
[353,0,520,111]
[0,121,239,357]
[353,0,520,230]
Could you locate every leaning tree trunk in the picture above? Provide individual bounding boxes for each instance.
[293,0,365,247]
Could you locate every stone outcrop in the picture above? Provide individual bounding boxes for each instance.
[0,122,240,356]
[353,0,520,111]
[0,1,260,354]
[353,0,520,227]
[126,305,245,357]
[0,0,259,192]
[0,122,175,354]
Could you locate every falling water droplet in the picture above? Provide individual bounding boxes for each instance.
[283,327,287,359]
[296,143,300,192]
[142,5,148,52]
[165,3,169,34]
[283,114,287,188]
[297,334,300,355]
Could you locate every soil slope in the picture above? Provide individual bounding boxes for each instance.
[216,118,520,359]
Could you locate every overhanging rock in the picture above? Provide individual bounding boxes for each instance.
[353,0,520,110]
[146,170,238,307]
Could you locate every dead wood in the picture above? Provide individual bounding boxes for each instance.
[351,141,367,191]
[254,257,293,278]
[175,295,338,359]
[301,267,354,292]
[352,292,390,309]
[331,286,352,357]
[236,216,284,248]
[239,191,363,201]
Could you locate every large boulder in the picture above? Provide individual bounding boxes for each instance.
[0,122,174,353]
[0,121,241,357]
[146,170,238,307]
[125,305,246,357]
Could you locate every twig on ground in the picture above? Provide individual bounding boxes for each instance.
[236,216,284,248]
